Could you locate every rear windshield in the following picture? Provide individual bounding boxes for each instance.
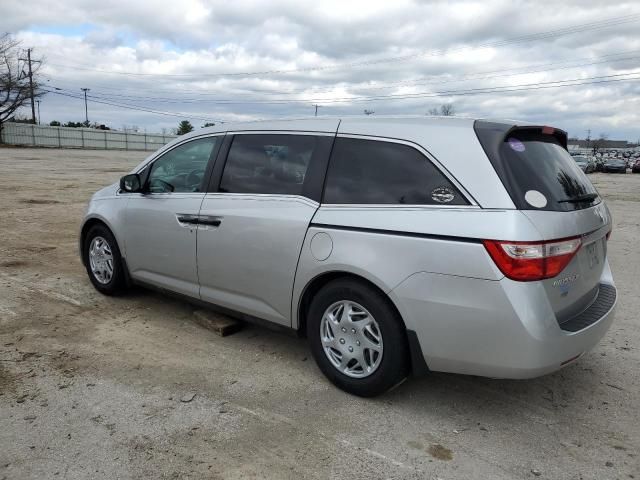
[475,122,599,212]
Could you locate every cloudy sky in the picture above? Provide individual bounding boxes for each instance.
[3,0,640,139]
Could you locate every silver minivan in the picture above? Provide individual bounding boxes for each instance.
[80,117,616,396]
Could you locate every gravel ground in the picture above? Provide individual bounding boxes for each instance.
[0,147,638,480]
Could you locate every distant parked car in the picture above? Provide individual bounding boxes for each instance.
[602,158,627,173]
[573,155,595,173]
[632,159,640,173]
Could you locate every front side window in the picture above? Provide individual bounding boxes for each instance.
[323,137,469,205]
[147,136,218,193]
[219,134,319,196]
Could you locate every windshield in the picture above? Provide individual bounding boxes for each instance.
[475,122,600,212]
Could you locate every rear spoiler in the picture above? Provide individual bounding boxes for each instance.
[474,120,568,150]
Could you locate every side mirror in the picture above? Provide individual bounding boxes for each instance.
[120,173,142,193]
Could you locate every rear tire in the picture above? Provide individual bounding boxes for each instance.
[83,224,127,296]
[307,278,410,397]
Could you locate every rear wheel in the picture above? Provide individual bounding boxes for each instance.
[307,279,409,397]
[83,224,127,295]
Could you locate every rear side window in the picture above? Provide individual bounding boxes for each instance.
[323,137,469,205]
[475,122,599,211]
[220,134,318,196]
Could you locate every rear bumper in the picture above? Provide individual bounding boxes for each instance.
[390,263,616,379]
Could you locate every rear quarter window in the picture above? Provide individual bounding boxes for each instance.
[323,137,469,206]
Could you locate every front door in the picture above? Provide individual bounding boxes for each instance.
[123,135,221,297]
[197,132,334,326]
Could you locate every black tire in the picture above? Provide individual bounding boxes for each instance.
[83,224,127,295]
[307,278,410,397]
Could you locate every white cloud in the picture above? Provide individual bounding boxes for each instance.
[3,0,640,139]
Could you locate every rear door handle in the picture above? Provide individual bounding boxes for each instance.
[198,215,222,227]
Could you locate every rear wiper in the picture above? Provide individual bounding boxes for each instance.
[558,193,598,204]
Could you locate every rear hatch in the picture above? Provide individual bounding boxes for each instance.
[475,121,612,325]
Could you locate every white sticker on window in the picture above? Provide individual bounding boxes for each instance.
[525,190,547,208]
[508,138,525,152]
[431,186,455,203]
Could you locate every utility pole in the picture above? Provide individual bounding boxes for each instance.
[36,100,41,125]
[81,88,90,125]
[27,49,36,124]
[312,104,321,117]
[18,48,40,124]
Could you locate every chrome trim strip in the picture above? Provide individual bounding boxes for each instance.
[225,130,337,136]
[203,192,320,208]
[318,204,480,210]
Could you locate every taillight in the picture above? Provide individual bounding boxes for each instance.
[483,237,582,281]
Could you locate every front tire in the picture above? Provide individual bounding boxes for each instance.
[83,224,127,295]
[307,279,410,397]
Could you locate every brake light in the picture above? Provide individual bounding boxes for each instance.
[483,237,582,281]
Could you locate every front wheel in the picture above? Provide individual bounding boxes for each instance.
[307,279,410,397]
[83,224,127,295]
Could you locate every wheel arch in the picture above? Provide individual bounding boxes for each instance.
[296,270,429,376]
[79,216,124,266]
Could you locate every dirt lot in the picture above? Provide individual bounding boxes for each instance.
[0,147,638,480]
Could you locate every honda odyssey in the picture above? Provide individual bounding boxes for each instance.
[80,117,616,396]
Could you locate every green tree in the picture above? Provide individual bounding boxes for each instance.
[202,122,216,128]
[49,120,61,126]
[177,120,194,135]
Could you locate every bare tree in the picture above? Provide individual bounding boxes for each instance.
[440,103,455,116]
[592,132,609,154]
[427,104,455,116]
[0,34,45,142]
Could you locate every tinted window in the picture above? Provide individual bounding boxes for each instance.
[323,137,468,205]
[220,134,318,195]
[499,133,599,211]
[148,137,218,193]
[475,122,599,211]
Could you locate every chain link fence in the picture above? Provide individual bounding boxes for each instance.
[0,123,176,151]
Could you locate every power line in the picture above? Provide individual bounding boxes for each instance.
[47,71,640,108]
[42,48,640,101]
[45,13,640,78]
[43,89,225,122]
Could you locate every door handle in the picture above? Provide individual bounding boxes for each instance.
[198,215,222,227]
[176,214,200,226]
